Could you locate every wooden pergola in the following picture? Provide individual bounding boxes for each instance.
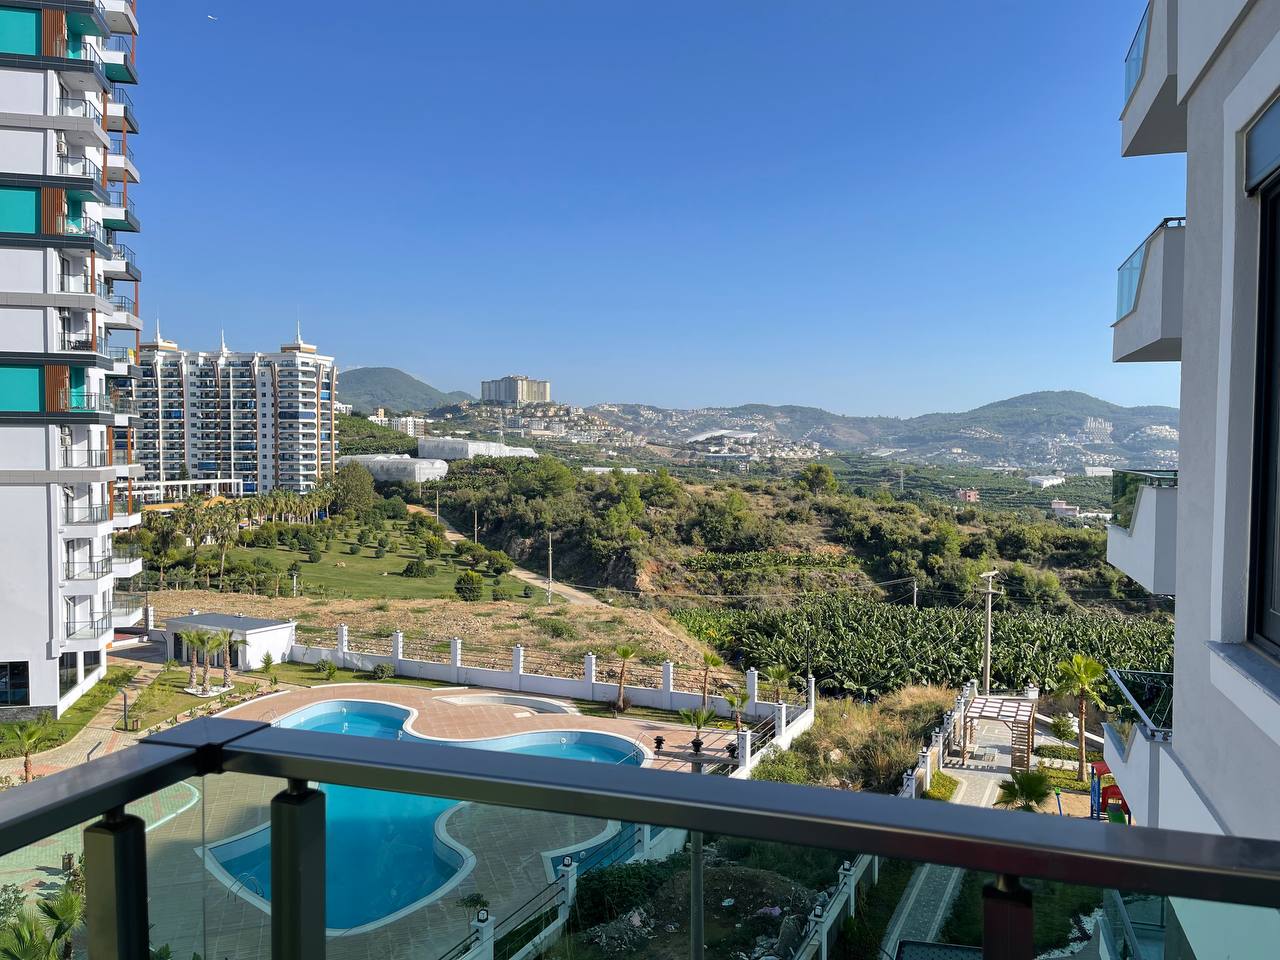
[961,695,1037,771]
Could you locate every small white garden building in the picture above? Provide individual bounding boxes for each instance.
[164,612,296,671]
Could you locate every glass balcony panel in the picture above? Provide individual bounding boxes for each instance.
[1124,4,1150,103]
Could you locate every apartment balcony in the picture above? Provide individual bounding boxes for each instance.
[106,139,139,184]
[111,543,143,578]
[100,190,140,232]
[103,0,140,36]
[53,97,107,147]
[62,502,110,528]
[0,716,1276,960]
[102,242,141,281]
[51,214,108,252]
[1114,218,1185,362]
[101,34,138,85]
[49,39,108,93]
[55,154,106,201]
[111,592,144,628]
[63,614,111,643]
[1107,469,1178,595]
[1104,669,1174,828]
[62,558,114,596]
[1121,0,1185,158]
[107,293,141,331]
[111,497,142,529]
[105,343,139,372]
[105,85,138,134]
[59,448,111,469]
[56,271,113,310]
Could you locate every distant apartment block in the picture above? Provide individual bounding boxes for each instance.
[1084,465,1115,478]
[481,374,551,406]
[1049,499,1080,518]
[955,489,980,503]
[0,0,145,716]
[333,400,352,415]
[368,408,433,437]
[131,331,337,496]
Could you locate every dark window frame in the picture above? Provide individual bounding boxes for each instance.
[0,662,30,707]
[58,652,79,698]
[1251,177,1280,658]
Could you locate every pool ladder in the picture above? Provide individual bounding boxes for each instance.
[228,873,264,902]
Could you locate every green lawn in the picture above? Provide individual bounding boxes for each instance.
[121,668,257,732]
[572,699,736,729]
[245,661,450,690]
[0,666,138,759]
[223,520,541,602]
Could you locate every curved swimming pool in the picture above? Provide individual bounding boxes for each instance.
[206,700,642,932]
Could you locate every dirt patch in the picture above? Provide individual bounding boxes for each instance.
[147,591,723,670]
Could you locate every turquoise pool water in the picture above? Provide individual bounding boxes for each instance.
[207,700,641,931]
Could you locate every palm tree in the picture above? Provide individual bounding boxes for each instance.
[993,769,1053,813]
[37,885,83,960]
[723,686,749,732]
[614,645,637,709]
[700,650,724,707]
[0,912,57,960]
[216,629,247,688]
[147,514,181,588]
[1058,654,1107,782]
[209,505,239,585]
[678,706,719,753]
[181,629,217,693]
[2,718,50,784]
[763,664,794,704]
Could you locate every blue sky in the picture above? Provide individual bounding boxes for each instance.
[140,1,1182,417]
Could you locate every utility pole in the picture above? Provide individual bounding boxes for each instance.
[979,570,1000,695]
[435,487,440,521]
[546,532,553,606]
[912,579,918,608]
[473,508,478,544]
[899,468,905,493]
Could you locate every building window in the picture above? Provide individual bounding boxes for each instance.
[83,650,101,673]
[58,652,79,698]
[1253,182,1280,655]
[0,662,30,707]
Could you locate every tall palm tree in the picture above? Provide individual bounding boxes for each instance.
[3,718,50,784]
[993,769,1053,813]
[182,629,215,691]
[209,505,239,585]
[1058,654,1107,782]
[700,650,724,707]
[763,664,794,704]
[147,514,180,588]
[0,912,57,960]
[614,645,637,709]
[723,686,749,732]
[37,885,83,960]
[215,629,247,688]
[174,493,211,567]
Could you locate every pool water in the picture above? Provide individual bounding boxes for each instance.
[207,700,640,931]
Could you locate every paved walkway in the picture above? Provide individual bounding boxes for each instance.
[409,505,605,607]
[0,643,168,782]
[879,720,1014,959]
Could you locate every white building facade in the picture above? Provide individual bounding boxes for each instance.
[131,332,337,497]
[0,0,144,717]
[417,436,537,461]
[1104,0,1280,953]
[480,374,551,406]
[337,454,447,484]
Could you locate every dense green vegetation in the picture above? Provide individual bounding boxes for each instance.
[383,454,1157,614]
[678,595,1172,698]
[335,413,418,455]
[0,667,136,758]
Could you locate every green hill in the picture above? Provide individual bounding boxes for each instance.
[336,367,472,414]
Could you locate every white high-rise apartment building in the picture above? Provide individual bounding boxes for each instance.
[132,330,337,497]
[0,0,144,717]
[1104,0,1280,953]
[481,374,551,406]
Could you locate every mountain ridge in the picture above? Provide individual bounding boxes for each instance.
[336,367,473,413]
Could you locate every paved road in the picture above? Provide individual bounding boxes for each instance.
[407,505,604,607]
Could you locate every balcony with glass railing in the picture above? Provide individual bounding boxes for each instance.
[1104,668,1175,830]
[57,153,102,182]
[57,271,111,300]
[102,189,140,231]
[111,542,143,577]
[1114,218,1184,362]
[64,557,112,581]
[1122,0,1185,158]
[1107,469,1177,595]
[105,83,138,133]
[108,293,139,327]
[60,448,111,469]
[57,97,103,123]
[101,33,137,84]
[63,502,110,524]
[0,716,1277,960]
[53,214,106,245]
[111,591,144,627]
[63,613,110,641]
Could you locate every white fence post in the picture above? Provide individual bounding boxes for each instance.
[746,668,759,712]
[557,857,577,923]
[471,911,495,960]
[661,661,674,710]
[737,729,752,770]
[513,645,524,691]
[335,624,348,669]
[392,630,404,672]
[584,652,596,699]
[450,636,463,684]
[807,674,817,712]
[776,701,788,741]
[919,747,931,793]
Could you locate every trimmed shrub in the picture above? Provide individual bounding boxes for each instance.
[454,570,485,601]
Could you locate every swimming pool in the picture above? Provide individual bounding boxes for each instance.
[205,700,642,932]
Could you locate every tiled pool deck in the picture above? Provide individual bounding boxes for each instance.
[10,683,723,959]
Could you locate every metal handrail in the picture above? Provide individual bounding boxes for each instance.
[57,98,102,122]
[1109,668,1174,739]
[52,38,103,66]
[110,294,137,314]
[57,272,110,298]
[1111,468,1178,530]
[105,191,137,215]
[55,215,105,243]
[58,154,101,180]
[1123,2,1152,104]
[65,615,111,639]
[65,558,112,580]
[109,85,134,109]
[63,503,109,523]
[60,448,110,468]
